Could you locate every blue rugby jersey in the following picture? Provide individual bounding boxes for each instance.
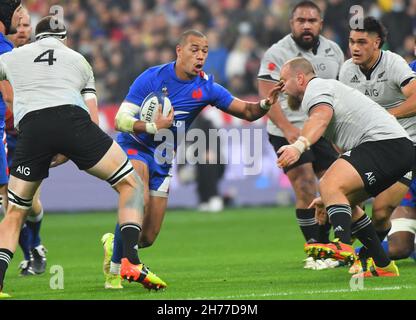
[0,32,13,130]
[117,61,234,156]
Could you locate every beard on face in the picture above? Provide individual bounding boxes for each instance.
[287,94,302,111]
[292,31,319,51]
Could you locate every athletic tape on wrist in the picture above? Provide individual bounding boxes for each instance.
[260,99,272,111]
[298,136,311,150]
[291,139,306,154]
[145,122,158,134]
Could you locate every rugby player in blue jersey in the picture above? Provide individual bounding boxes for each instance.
[101,29,281,289]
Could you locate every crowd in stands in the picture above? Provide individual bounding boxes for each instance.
[24,0,416,104]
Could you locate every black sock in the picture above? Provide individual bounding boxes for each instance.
[376,228,391,242]
[327,204,351,244]
[0,248,13,290]
[358,246,368,261]
[318,220,331,243]
[120,223,141,265]
[352,214,390,268]
[296,208,319,243]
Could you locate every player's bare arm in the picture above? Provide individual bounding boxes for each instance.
[0,80,13,110]
[225,81,282,121]
[258,79,300,143]
[388,80,416,119]
[84,95,99,125]
[277,104,333,168]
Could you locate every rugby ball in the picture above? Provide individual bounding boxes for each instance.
[140,92,172,122]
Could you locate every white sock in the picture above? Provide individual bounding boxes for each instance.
[110,261,121,275]
[27,209,44,223]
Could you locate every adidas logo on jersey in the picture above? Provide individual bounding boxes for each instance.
[334,226,344,232]
[404,171,413,180]
[350,75,360,83]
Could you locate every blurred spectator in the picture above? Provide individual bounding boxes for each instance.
[400,35,416,62]
[226,33,261,94]
[382,0,413,51]
[407,0,416,34]
[255,13,284,49]
[203,29,229,86]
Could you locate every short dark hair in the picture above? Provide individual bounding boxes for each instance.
[178,29,206,46]
[291,1,322,18]
[35,15,67,40]
[0,0,21,35]
[350,16,387,49]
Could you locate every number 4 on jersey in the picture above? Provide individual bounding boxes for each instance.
[34,49,56,65]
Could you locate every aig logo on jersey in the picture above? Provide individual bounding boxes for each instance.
[16,165,31,176]
[365,89,379,97]
[314,63,326,72]
[365,172,376,185]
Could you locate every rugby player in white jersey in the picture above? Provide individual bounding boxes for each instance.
[339,17,416,272]
[0,15,166,298]
[278,57,414,277]
[258,2,344,266]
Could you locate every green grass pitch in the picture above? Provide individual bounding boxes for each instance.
[3,207,416,300]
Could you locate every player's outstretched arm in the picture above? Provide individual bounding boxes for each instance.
[258,79,300,143]
[225,81,283,121]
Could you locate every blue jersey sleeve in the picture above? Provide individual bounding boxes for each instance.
[410,60,416,72]
[0,35,13,56]
[210,82,234,111]
[124,68,155,106]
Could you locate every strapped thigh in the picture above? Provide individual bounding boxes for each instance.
[8,188,33,210]
[106,158,135,187]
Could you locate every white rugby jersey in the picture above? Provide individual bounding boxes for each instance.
[339,50,416,144]
[0,37,96,127]
[302,78,410,151]
[258,34,344,136]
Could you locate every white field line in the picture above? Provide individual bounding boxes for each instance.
[189,285,414,300]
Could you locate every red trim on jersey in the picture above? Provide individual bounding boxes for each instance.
[127,149,138,156]
[268,62,276,71]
